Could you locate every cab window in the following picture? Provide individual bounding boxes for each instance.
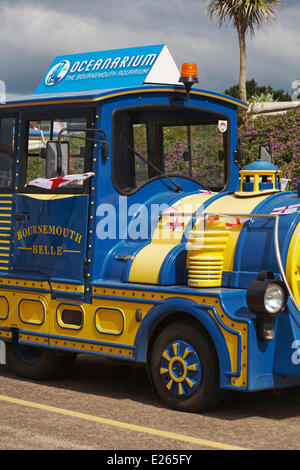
[22,114,91,191]
[0,116,16,189]
[112,106,229,194]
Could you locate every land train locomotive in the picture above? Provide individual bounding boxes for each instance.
[0,45,299,412]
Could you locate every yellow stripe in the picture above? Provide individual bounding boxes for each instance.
[0,88,248,110]
[51,282,84,293]
[18,193,82,200]
[129,193,213,284]
[129,192,267,284]
[0,395,249,449]
[286,220,300,306]
[28,136,50,140]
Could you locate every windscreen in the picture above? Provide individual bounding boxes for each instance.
[112,106,229,194]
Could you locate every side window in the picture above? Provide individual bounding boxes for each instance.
[25,116,89,189]
[0,116,15,188]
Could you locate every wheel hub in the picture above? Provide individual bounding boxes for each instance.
[169,356,187,382]
[160,340,202,397]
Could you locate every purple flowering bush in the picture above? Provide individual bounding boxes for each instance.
[163,125,226,189]
[133,109,300,191]
[239,107,300,190]
[134,124,226,189]
[164,137,225,189]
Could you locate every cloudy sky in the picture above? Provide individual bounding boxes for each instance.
[1,0,299,99]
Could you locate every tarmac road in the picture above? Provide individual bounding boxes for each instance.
[0,353,300,451]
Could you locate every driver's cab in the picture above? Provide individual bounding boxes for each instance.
[90,85,245,287]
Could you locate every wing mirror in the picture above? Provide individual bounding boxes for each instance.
[235,133,273,165]
[45,141,69,177]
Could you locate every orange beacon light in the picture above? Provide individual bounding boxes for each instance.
[179,62,198,101]
[180,62,198,80]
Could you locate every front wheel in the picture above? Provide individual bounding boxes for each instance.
[6,341,76,380]
[150,322,225,412]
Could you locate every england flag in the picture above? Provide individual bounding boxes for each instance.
[271,204,300,215]
[26,172,95,190]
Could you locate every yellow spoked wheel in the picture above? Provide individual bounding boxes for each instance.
[150,321,225,412]
[159,340,201,398]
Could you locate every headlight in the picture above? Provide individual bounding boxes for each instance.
[264,283,286,315]
[246,271,288,341]
[247,271,288,316]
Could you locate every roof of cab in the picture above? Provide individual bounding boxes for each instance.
[0,84,248,110]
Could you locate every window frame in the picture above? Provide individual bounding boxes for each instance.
[19,108,94,194]
[111,104,231,196]
[0,112,18,192]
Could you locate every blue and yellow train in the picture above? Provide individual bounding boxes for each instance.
[0,45,299,412]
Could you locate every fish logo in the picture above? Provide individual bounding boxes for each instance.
[45,60,70,86]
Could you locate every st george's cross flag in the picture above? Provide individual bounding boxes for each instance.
[26,172,95,190]
[270,203,300,215]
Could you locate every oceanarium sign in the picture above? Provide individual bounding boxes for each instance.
[35,45,180,94]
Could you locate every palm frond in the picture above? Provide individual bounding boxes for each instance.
[206,0,281,35]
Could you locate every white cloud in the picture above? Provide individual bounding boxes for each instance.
[246,20,300,91]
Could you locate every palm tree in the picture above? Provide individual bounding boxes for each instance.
[206,0,281,103]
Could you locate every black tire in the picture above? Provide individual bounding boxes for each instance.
[150,321,225,412]
[6,341,76,380]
